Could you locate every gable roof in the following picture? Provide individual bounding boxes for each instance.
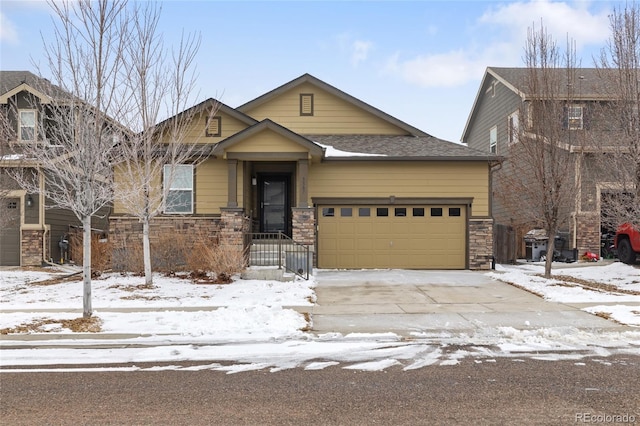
[215,119,325,157]
[0,70,71,104]
[461,67,620,142]
[237,73,431,137]
[151,97,257,136]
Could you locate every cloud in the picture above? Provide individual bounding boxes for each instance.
[386,0,611,88]
[351,40,372,67]
[0,12,19,44]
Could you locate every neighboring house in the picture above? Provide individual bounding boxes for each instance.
[0,71,109,266]
[462,67,627,260]
[110,73,498,270]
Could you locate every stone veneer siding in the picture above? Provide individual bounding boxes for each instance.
[292,208,315,246]
[574,211,600,256]
[21,229,45,266]
[469,218,494,270]
[109,216,221,269]
[219,208,250,249]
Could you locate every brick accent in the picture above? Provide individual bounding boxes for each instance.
[469,218,493,270]
[574,211,600,256]
[292,208,315,246]
[21,229,44,266]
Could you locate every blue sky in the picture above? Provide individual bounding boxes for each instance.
[0,0,619,142]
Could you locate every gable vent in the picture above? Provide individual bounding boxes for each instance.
[206,116,221,137]
[300,93,314,116]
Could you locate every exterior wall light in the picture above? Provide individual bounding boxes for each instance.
[26,194,33,208]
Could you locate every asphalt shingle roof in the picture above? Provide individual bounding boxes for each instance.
[308,135,495,160]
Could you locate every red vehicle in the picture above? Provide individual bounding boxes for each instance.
[614,223,640,264]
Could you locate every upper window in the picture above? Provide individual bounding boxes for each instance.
[164,164,193,214]
[507,111,519,144]
[19,110,36,141]
[567,105,583,130]
[489,126,497,154]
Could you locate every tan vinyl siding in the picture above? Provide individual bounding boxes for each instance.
[243,82,408,135]
[168,111,251,143]
[309,161,489,216]
[194,158,228,213]
[226,130,309,153]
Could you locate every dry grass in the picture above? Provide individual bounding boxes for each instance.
[186,239,246,284]
[0,316,102,334]
[69,233,111,273]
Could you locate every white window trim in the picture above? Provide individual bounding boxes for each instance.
[489,126,497,154]
[507,111,519,145]
[163,164,194,214]
[568,105,584,130]
[18,109,36,142]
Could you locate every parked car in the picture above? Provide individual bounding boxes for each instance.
[614,223,640,264]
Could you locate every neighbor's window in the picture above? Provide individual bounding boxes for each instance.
[567,105,583,130]
[164,164,193,214]
[19,110,36,141]
[507,111,519,144]
[489,126,497,154]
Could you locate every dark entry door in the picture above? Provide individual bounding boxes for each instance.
[259,176,289,234]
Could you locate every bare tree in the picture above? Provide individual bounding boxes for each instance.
[596,3,640,232]
[10,0,130,317]
[0,107,15,230]
[113,2,215,286]
[498,23,580,277]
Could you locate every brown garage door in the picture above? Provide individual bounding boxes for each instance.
[0,198,21,266]
[318,205,466,269]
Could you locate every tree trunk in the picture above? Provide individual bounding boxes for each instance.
[143,217,153,286]
[544,228,556,278]
[82,215,93,318]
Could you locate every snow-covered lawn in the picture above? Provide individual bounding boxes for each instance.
[488,261,640,327]
[0,268,315,340]
[1,261,639,372]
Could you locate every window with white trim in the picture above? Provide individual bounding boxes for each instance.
[567,105,583,130]
[489,126,497,154]
[19,110,36,141]
[164,164,193,214]
[507,111,519,144]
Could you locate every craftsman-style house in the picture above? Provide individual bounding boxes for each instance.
[110,74,498,270]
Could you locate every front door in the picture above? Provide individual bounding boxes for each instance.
[259,175,290,234]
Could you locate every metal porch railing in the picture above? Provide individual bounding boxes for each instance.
[243,232,311,280]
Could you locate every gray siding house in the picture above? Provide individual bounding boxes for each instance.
[0,70,109,266]
[462,67,631,260]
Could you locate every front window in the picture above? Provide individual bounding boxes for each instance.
[489,126,497,154]
[19,110,36,141]
[164,164,193,214]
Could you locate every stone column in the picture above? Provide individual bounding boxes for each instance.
[468,218,493,270]
[21,229,44,266]
[220,207,249,250]
[574,211,600,256]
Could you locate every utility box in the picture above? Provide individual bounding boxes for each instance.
[524,229,548,262]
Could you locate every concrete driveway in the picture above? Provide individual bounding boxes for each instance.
[310,269,628,336]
